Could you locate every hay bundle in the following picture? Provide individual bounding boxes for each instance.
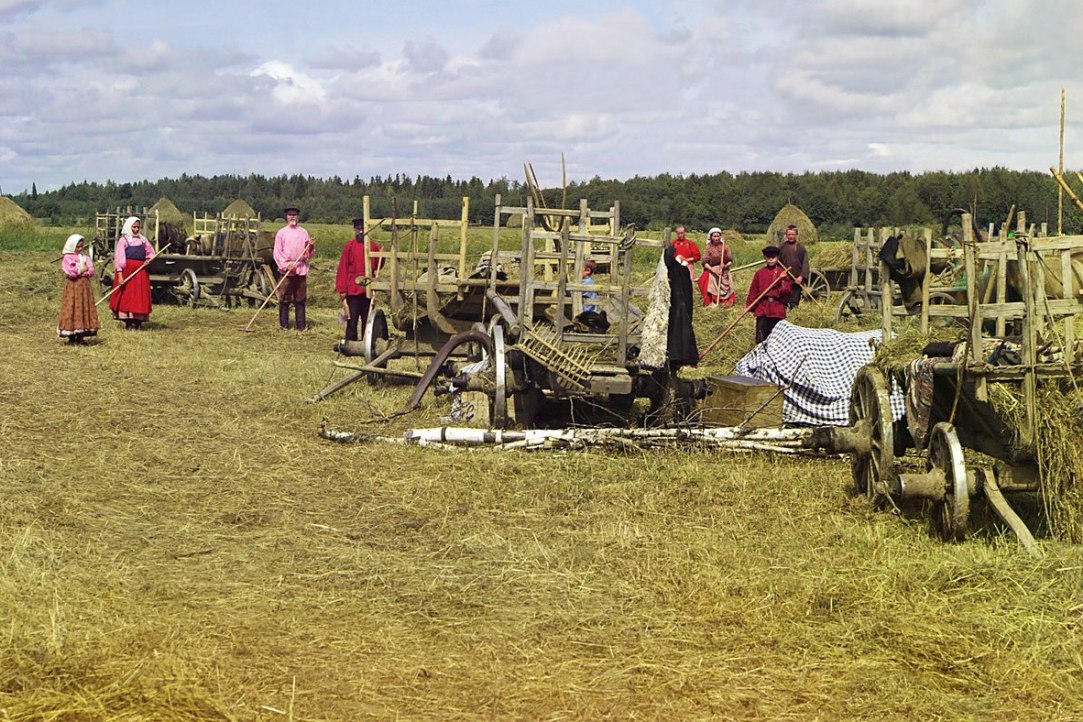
[0,196,35,228]
[766,203,818,246]
[223,198,257,219]
[988,382,1083,541]
[722,229,744,244]
[812,242,854,271]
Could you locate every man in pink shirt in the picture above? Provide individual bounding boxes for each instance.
[273,206,315,330]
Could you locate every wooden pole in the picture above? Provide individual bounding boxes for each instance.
[95,243,171,306]
[1059,87,1065,235]
[239,241,311,332]
[698,272,785,360]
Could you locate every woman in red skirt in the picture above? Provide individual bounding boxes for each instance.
[109,216,156,329]
[57,233,100,345]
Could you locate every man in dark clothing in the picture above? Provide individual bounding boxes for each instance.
[777,224,809,309]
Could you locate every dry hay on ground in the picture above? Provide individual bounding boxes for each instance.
[223,199,258,219]
[0,195,35,228]
[3,246,1083,720]
[766,202,818,246]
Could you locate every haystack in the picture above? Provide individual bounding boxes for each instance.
[148,197,186,226]
[766,203,818,246]
[0,196,35,228]
[223,199,258,219]
[722,229,745,244]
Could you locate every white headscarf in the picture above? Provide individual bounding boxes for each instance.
[63,233,84,255]
[121,216,142,238]
[707,227,723,244]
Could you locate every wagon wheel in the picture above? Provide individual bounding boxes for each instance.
[806,269,830,301]
[490,324,509,428]
[173,268,200,307]
[833,289,863,325]
[927,422,970,542]
[848,365,894,500]
[363,308,389,386]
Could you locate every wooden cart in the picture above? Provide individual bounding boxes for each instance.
[826,214,1082,550]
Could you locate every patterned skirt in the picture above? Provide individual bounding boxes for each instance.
[58,276,101,338]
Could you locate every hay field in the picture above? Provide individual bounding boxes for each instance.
[2,239,1083,721]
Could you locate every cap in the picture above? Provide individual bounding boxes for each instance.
[284,206,300,215]
[762,245,780,257]
[351,217,365,228]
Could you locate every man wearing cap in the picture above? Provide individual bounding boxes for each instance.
[746,245,792,344]
[335,217,384,342]
[273,206,315,330]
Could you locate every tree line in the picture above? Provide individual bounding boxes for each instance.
[12,167,1082,238]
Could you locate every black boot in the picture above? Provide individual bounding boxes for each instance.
[295,302,306,331]
[279,303,290,330]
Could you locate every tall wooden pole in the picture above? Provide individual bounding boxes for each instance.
[1058,88,1065,236]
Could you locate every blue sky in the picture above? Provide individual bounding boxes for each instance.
[2,0,1081,194]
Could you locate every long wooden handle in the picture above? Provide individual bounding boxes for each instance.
[698,272,785,360]
[240,241,311,330]
[95,243,170,306]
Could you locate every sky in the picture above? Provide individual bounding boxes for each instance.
[2,0,1082,194]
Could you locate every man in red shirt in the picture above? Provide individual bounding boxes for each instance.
[335,217,384,342]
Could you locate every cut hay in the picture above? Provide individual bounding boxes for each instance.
[222,198,257,219]
[766,202,818,246]
[812,242,854,271]
[4,242,1083,719]
[0,196,35,228]
[721,229,745,244]
[988,382,1083,541]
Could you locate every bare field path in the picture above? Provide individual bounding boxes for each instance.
[2,250,1082,721]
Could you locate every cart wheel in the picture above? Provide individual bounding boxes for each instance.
[176,268,200,306]
[848,365,895,500]
[927,422,970,542]
[490,324,509,428]
[363,308,389,386]
[806,269,830,301]
[833,289,862,325]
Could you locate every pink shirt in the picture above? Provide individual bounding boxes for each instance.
[61,253,95,279]
[273,225,313,276]
[113,236,155,272]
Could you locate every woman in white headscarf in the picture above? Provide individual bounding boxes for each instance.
[57,234,100,344]
[697,227,734,306]
[108,216,156,329]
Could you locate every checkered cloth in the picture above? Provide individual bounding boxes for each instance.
[734,321,906,426]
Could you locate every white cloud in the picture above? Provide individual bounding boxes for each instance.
[251,60,328,105]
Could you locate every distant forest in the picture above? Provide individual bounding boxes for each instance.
[11,167,1082,238]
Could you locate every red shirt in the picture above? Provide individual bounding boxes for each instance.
[335,237,384,296]
[671,238,701,264]
[746,264,792,318]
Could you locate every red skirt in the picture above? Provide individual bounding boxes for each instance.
[58,276,101,337]
[109,259,153,319]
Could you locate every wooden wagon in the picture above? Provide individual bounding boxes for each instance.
[312,194,708,427]
[95,210,274,308]
[822,213,1083,550]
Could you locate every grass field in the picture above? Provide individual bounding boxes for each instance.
[2,228,1082,721]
